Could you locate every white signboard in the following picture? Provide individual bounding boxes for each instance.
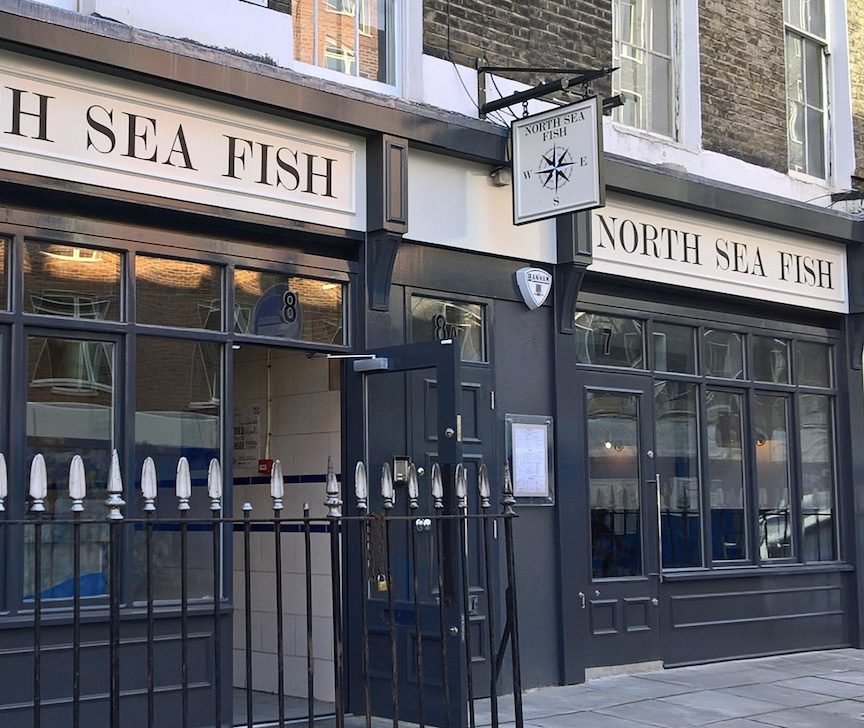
[515,267,552,309]
[0,50,362,229]
[511,97,604,225]
[591,196,848,313]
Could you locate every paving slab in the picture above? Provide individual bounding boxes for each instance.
[775,675,864,699]
[658,689,782,719]
[807,699,864,719]
[750,706,864,727]
[595,697,732,727]
[718,682,838,708]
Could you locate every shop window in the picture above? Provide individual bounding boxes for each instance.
[24,242,121,321]
[653,322,695,374]
[703,329,744,380]
[24,335,114,599]
[654,380,701,568]
[136,256,222,331]
[795,340,832,388]
[575,312,645,370]
[612,0,676,138]
[587,391,643,578]
[799,394,836,561]
[707,390,748,561]
[411,296,485,363]
[133,337,221,601]
[234,269,346,346]
[293,0,394,84]
[784,0,827,178]
[754,394,793,560]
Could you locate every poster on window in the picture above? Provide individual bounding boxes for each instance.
[233,405,261,476]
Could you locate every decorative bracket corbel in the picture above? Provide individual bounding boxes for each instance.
[556,211,593,334]
[366,134,408,311]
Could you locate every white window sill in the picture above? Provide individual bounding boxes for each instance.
[291,59,399,97]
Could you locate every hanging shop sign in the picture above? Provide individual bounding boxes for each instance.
[0,50,361,228]
[515,267,552,309]
[591,195,848,312]
[511,96,604,226]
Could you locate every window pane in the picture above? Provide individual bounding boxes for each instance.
[653,322,695,373]
[655,381,702,568]
[800,394,836,561]
[649,0,671,54]
[294,0,394,84]
[648,55,672,136]
[796,341,832,387]
[411,296,485,362]
[707,391,748,561]
[587,391,642,578]
[786,33,804,102]
[235,269,346,345]
[803,39,823,104]
[703,329,744,379]
[575,313,645,369]
[136,256,222,330]
[24,336,114,599]
[752,336,790,384]
[133,337,221,601]
[805,106,825,178]
[755,395,792,559]
[806,0,826,37]
[788,100,806,172]
[24,242,121,321]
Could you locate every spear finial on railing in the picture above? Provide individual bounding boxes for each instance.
[176,457,191,511]
[0,453,7,513]
[478,463,491,510]
[407,463,419,510]
[455,463,468,510]
[354,461,368,512]
[29,454,47,513]
[502,461,516,516]
[381,462,394,511]
[269,459,283,511]
[141,457,157,512]
[325,456,342,518]
[208,458,223,511]
[69,455,86,513]
[431,462,444,510]
[106,450,125,520]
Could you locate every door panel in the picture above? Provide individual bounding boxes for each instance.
[345,341,469,728]
[581,373,661,668]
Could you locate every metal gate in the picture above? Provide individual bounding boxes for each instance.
[0,448,524,728]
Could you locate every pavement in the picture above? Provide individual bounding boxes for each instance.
[472,648,864,727]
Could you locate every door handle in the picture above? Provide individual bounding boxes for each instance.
[655,473,664,584]
[578,591,586,609]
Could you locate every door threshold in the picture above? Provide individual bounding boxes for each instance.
[585,660,664,679]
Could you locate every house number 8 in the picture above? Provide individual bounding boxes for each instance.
[282,290,298,323]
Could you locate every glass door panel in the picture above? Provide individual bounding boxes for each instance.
[587,391,643,578]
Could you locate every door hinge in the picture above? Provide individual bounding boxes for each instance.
[490,390,496,410]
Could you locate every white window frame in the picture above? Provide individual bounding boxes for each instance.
[611,0,679,141]
[783,0,830,180]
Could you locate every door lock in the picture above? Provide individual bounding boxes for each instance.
[449,626,460,637]
[445,427,455,438]
[651,598,659,607]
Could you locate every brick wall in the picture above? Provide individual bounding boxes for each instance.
[850,0,864,185]
[698,0,788,172]
[423,0,613,98]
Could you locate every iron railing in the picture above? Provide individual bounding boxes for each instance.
[0,451,523,728]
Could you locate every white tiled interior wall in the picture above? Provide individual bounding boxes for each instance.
[231,347,340,701]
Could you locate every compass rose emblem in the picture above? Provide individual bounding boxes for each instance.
[537,145,574,193]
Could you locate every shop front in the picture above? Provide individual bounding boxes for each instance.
[556,192,859,680]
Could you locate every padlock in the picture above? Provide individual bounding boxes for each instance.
[376,574,388,592]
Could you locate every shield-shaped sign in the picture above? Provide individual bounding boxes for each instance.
[516,267,552,310]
